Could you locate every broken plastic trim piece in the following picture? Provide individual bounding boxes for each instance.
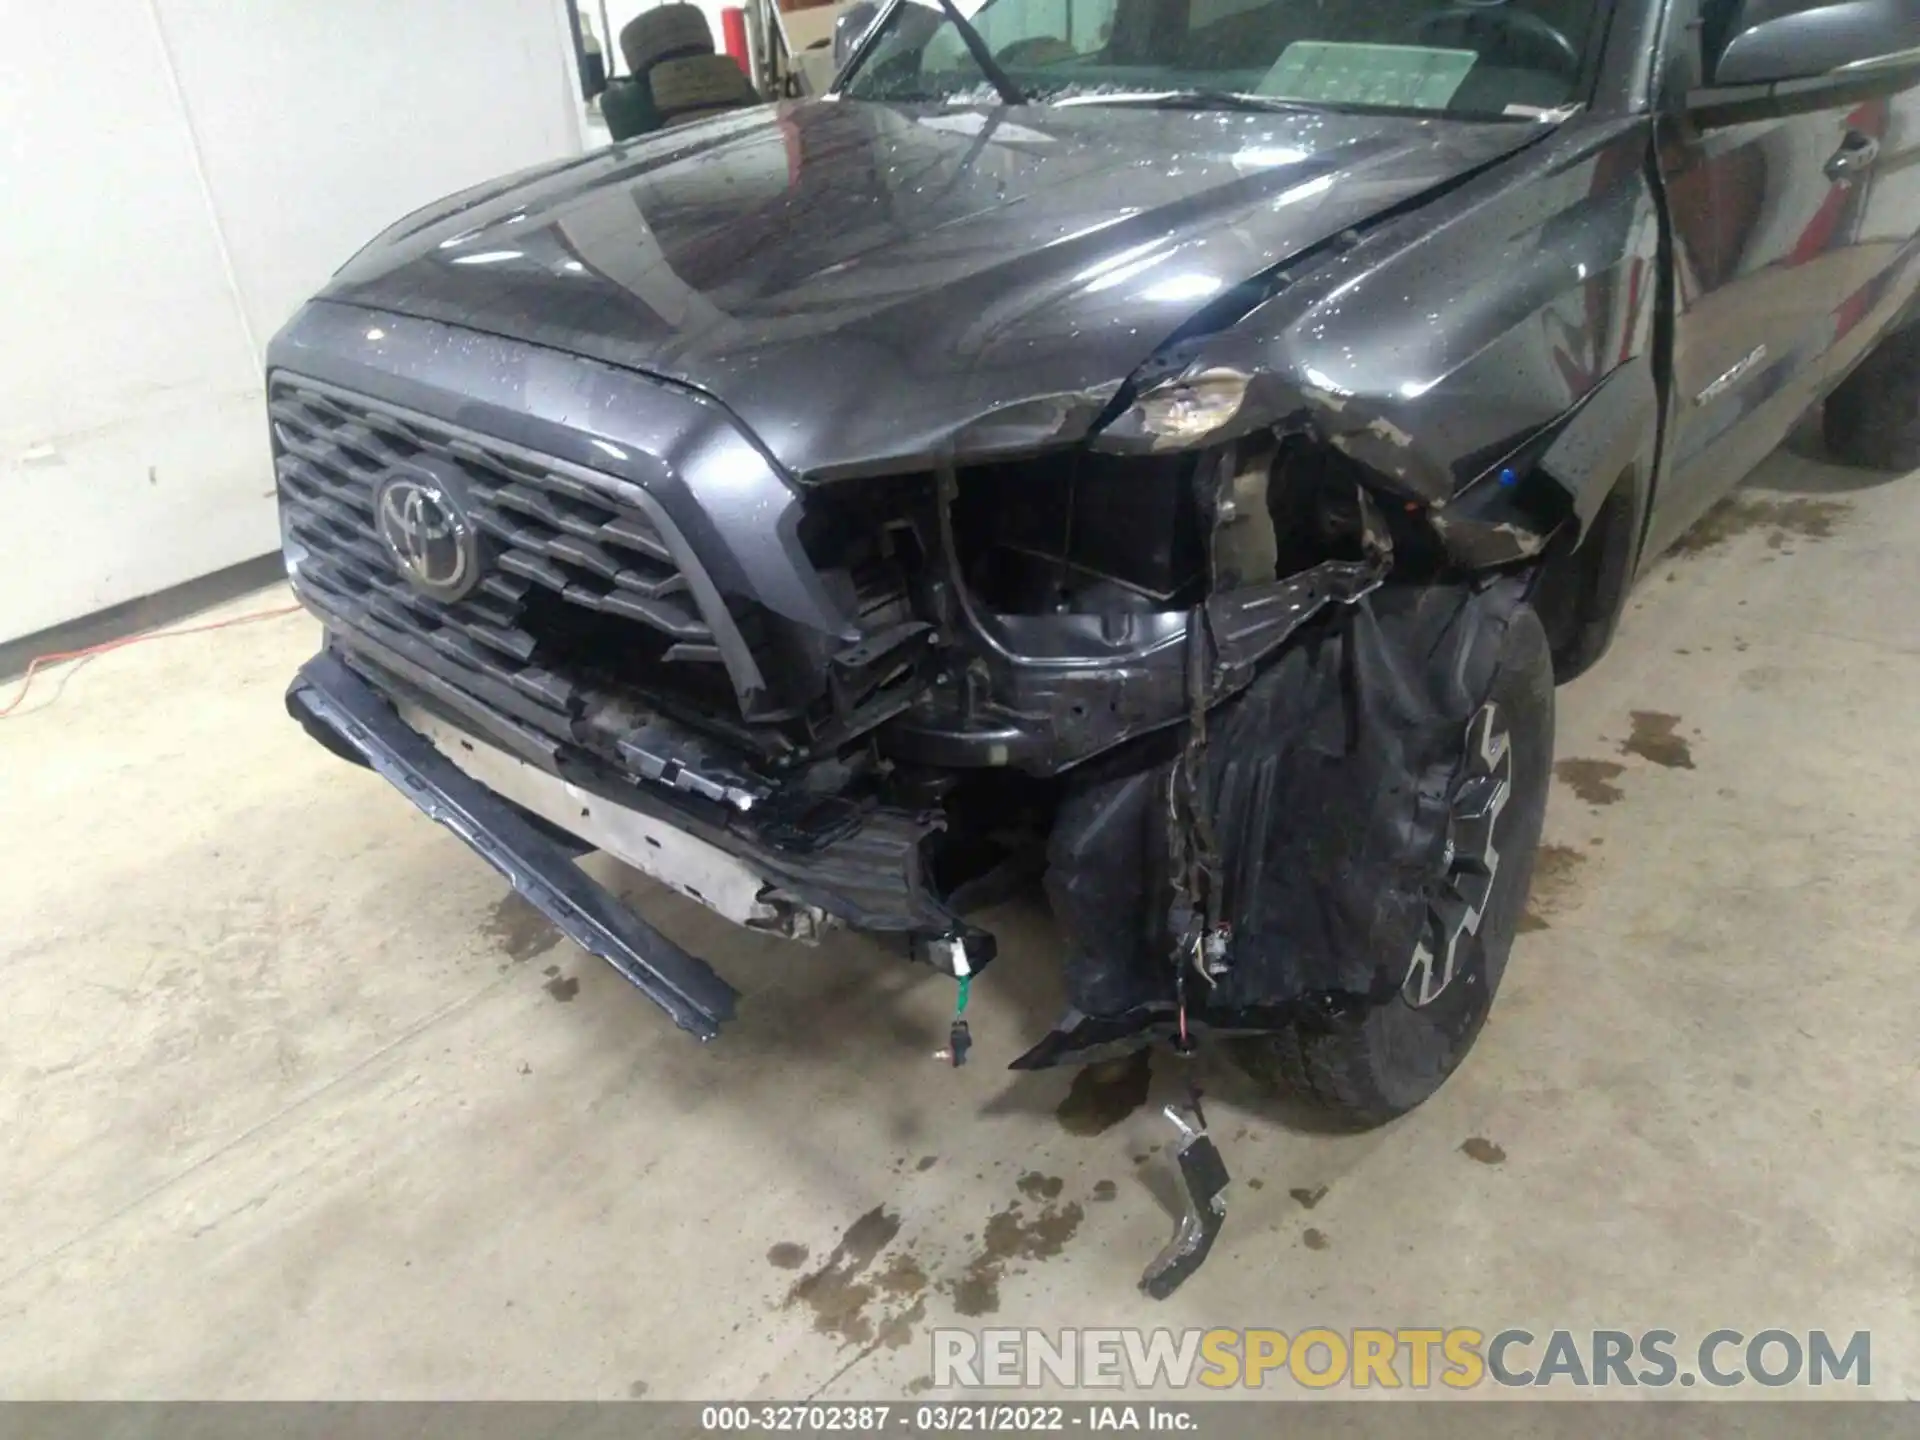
[287,650,740,1040]
[1141,1102,1231,1300]
[615,729,769,812]
[1009,1003,1319,1069]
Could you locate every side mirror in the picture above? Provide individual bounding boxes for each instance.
[833,0,883,69]
[1712,0,1920,87]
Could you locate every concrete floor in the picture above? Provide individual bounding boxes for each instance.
[3,436,1918,1400]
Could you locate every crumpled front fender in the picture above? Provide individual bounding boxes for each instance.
[1091,116,1663,550]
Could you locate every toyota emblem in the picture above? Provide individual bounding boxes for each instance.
[373,466,481,602]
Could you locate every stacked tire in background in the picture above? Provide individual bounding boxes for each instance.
[602,4,759,141]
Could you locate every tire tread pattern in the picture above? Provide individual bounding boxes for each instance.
[619,4,715,76]
[649,53,756,117]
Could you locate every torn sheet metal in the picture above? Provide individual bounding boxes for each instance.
[1093,122,1662,545]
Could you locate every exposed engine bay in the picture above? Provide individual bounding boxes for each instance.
[300,382,1559,1025]
[283,404,1558,1297]
[708,429,1554,1056]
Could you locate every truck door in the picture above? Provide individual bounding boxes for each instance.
[1647,0,1920,560]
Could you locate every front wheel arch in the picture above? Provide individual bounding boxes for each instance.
[1532,464,1644,683]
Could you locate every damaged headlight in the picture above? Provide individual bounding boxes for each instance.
[951,450,1207,611]
[1121,367,1252,450]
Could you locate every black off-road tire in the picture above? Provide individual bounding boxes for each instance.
[1239,604,1555,1129]
[620,4,714,76]
[1824,325,1920,472]
[649,54,756,119]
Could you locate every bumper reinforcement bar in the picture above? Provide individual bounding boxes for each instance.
[287,651,740,1041]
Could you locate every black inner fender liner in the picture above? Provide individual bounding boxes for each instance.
[1023,575,1532,1066]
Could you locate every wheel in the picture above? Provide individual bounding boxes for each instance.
[1824,325,1920,471]
[619,4,714,76]
[648,54,756,119]
[1238,603,1555,1128]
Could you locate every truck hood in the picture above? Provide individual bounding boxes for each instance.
[322,98,1539,478]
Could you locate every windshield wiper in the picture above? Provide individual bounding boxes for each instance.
[930,0,1027,106]
[1052,89,1318,114]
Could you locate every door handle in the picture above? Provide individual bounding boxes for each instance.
[1827,131,1881,183]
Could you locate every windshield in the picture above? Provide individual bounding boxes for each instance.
[840,0,1608,117]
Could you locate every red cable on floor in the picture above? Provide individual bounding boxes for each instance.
[0,604,304,720]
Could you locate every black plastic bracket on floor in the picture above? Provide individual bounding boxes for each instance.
[287,651,739,1041]
[1140,1103,1231,1299]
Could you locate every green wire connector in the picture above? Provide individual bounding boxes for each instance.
[948,973,973,1067]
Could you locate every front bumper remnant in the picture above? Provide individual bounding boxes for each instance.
[287,652,740,1040]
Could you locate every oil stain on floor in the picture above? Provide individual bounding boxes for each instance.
[481,891,562,963]
[1461,1137,1507,1165]
[1668,494,1849,557]
[783,1206,905,1347]
[1519,843,1588,934]
[777,1172,1110,1346]
[1554,758,1626,806]
[766,1242,809,1270]
[870,1253,930,1350]
[1016,1172,1065,1202]
[949,1190,1088,1317]
[1620,711,1695,770]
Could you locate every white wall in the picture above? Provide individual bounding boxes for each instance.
[0,0,588,644]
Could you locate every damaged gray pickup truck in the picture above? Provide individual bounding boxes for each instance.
[275,0,1920,1289]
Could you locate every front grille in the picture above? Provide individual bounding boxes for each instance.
[271,375,774,792]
